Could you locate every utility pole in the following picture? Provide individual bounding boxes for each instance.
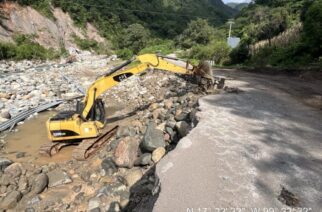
[227,20,234,38]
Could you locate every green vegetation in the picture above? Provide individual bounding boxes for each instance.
[117,24,150,54]
[229,0,322,67]
[0,35,62,60]
[5,0,320,68]
[226,3,249,11]
[50,0,235,38]
[139,40,175,55]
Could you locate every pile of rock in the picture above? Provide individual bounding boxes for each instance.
[0,158,74,210]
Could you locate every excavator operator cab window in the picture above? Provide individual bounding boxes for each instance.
[87,99,105,123]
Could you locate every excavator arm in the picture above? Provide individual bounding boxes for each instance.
[81,54,195,119]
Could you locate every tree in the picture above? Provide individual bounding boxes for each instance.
[177,18,215,49]
[302,0,322,57]
[118,24,150,54]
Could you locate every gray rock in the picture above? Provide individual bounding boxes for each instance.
[25,207,36,212]
[106,202,121,212]
[135,153,152,166]
[16,152,26,158]
[175,121,190,138]
[32,173,48,194]
[165,127,175,139]
[0,102,3,109]
[4,163,22,178]
[116,126,136,138]
[98,182,127,197]
[189,109,199,126]
[141,122,165,152]
[0,158,13,171]
[88,197,101,211]
[0,185,7,193]
[47,170,72,188]
[108,139,120,152]
[27,196,42,205]
[166,121,176,129]
[174,112,189,121]
[0,174,10,186]
[0,190,22,209]
[18,177,28,192]
[101,157,118,175]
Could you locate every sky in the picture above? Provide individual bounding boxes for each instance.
[222,0,251,3]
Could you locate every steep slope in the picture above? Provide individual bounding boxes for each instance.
[52,0,237,38]
[0,2,105,50]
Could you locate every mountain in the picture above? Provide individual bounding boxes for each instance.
[226,2,249,11]
[51,0,237,38]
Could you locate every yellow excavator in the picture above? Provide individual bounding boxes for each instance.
[40,54,215,160]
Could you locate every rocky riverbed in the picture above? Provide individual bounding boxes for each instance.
[0,54,222,211]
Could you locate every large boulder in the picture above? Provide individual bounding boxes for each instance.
[47,169,72,188]
[4,163,22,178]
[31,173,48,194]
[0,190,22,209]
[141,122,165,152]
[114,137,139,168]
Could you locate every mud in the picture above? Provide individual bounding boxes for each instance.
[2,105,122,165]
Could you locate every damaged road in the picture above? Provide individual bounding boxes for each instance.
[153,69,322,211]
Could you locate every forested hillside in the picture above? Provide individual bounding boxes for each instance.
[229,0,322,66]
[0,0,236,59]
[15,0,236,39]
[226,2,249,11]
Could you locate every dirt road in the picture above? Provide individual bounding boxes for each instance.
[153,69,322,211]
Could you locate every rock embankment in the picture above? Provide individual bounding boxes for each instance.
[0,55,216,210]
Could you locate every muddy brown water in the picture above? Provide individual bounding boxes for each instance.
[2,105,123,165]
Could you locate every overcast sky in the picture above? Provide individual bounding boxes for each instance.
[223,0,251,3]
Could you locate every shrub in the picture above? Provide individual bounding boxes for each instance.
[118,24,150,54]
[73,36,98,51]
[139,40,175,55]
[177,18,215,49]
[0,34,60,60]
[188,41,230,65]
[116,48,133,60]
[229,42,250,65]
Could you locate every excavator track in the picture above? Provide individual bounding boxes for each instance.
[72,125,118,161]
[39,142,74,157]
